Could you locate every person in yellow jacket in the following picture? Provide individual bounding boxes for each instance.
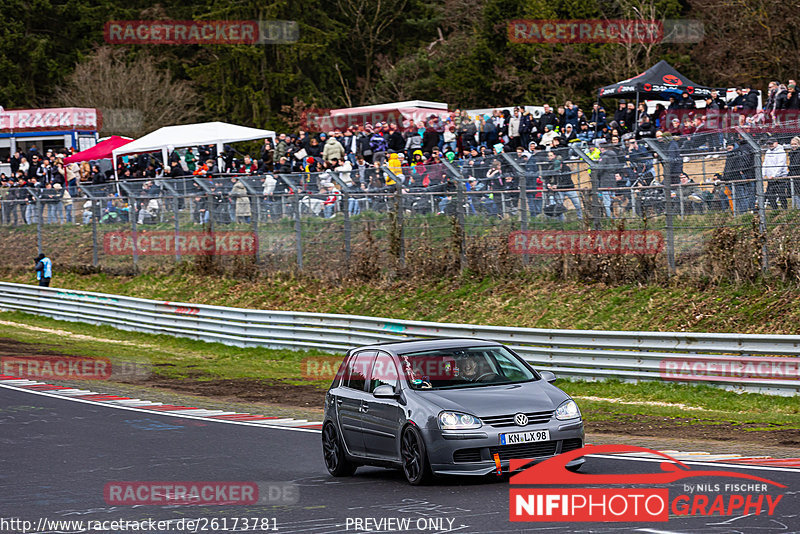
[386,152,402,185]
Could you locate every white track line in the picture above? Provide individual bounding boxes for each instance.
[0,383,323,434]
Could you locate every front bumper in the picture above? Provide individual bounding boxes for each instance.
[422,419,585,476]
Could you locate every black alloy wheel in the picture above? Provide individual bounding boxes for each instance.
[322,423,356,476]
[400,426,431,485]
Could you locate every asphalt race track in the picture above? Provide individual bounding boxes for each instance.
[1,385,798,534]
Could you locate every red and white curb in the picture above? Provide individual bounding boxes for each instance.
[0,375,323,432]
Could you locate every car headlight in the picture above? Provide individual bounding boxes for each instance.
[555,400,581,420]
[438,411,482,430]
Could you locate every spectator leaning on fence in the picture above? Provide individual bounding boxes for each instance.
[230,177,251,224]
[763,137,789,210]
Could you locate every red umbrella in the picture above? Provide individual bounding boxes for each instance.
[63,136,133,163]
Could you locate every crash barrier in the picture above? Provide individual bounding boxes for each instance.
[0,282,797,396]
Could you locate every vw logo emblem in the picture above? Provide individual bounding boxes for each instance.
[514,413,529,426]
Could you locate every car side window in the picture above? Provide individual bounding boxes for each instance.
[344,351,375,391]
[370,352,399,392]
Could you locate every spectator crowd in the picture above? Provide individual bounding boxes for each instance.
[2,77,800,225]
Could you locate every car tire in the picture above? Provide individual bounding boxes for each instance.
[322,423,356,477]
[400,425,432,485]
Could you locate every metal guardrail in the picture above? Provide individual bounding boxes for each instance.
[0,282,797,396]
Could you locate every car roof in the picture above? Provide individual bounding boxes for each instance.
[358,337,501,355]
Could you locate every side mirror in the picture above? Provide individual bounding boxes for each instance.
[539,371,557,383]
[373,384,398,398]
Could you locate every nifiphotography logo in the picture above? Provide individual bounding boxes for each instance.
[509,445,786,522]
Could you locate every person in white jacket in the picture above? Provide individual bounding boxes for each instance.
[540,124,558,148]
[763,137,789,210]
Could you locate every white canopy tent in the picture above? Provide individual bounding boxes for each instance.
[111,121,276,178]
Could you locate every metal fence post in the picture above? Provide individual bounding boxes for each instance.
[330,174,352,263]
[250,193,259,265]
[455,180,467,272]
[279,175,303,271]
[643,139,676,275]
[130,195,139,271]
[441,160,468,271]
[663,175,676,275]
[737,128,769,274]
[501,152,528,228]
[383,167,405,268]
[207,193,214,232]
[36,197,43,255]
[92,200,99,267]
[501,152,528,264]
[294,193,303,270]
[174,195,181,264]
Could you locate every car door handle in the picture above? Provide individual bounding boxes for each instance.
[336,398,343,405]
[361,403,369,413]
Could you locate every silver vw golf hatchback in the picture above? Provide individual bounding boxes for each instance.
[322,338,584,484]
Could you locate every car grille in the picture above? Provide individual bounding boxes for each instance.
[481,410,553,428]
[561,438,583,453]
[489,440,558,461]
[453,448,483,463]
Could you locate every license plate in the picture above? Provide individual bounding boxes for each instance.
[500,429,550,445]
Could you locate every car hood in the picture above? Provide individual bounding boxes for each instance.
[415,380,568,417]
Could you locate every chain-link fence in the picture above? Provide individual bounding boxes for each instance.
[2,126,800,283]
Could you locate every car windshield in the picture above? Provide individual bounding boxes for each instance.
[399,346,536,390]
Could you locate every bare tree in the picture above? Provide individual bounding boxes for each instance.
[598,0,668,81]
[688,0,800,85]
[53,46,201,137]
[336,0,408,103]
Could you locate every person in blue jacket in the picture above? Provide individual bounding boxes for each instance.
[34,253,52,287]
